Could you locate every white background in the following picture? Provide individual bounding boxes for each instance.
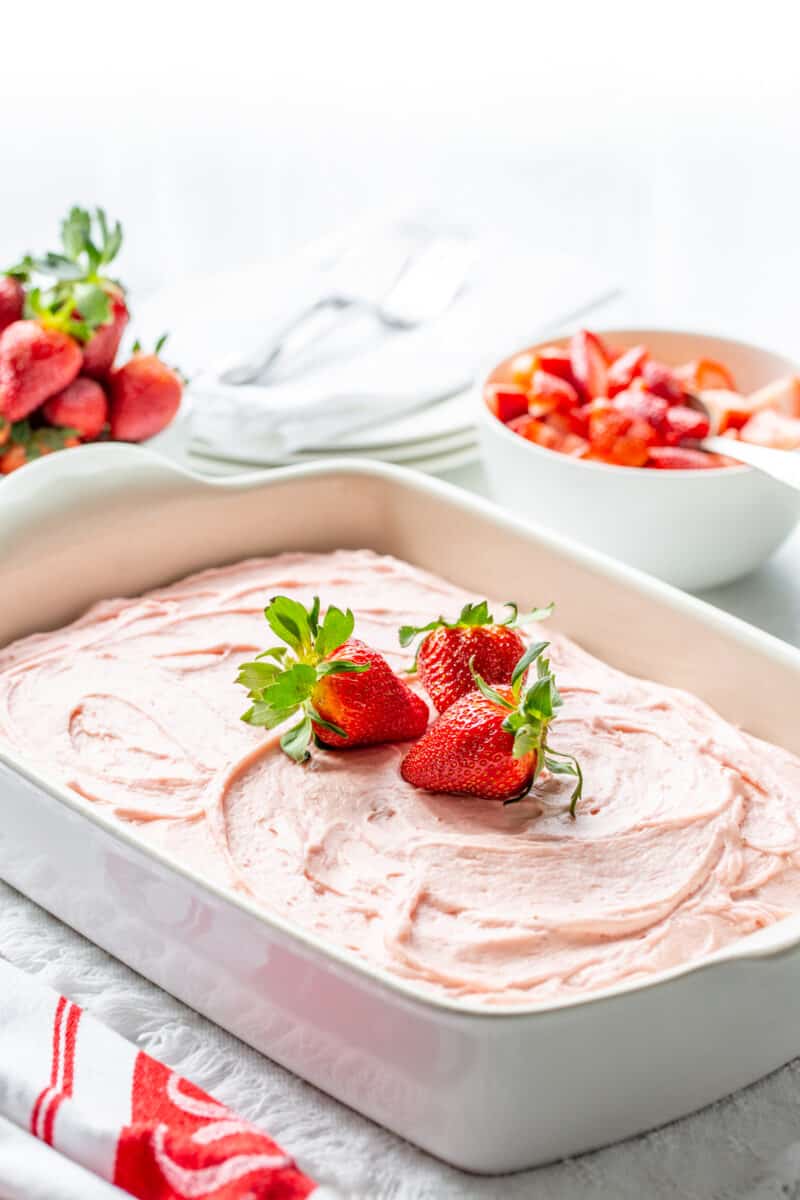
[2,1,800,350]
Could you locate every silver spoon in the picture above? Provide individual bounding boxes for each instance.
[686,394,800,490]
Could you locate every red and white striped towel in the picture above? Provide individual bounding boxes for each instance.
[0,958,343,1199]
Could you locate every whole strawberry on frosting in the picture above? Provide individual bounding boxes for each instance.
[399,599,553,714]
[401,642,583,812]
[238,596,429,762]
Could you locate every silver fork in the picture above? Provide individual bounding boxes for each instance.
[218,227,476,386]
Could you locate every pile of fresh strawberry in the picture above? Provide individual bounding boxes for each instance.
[238,594,582,813]
[485,328,800,469]
[0,207,182,475]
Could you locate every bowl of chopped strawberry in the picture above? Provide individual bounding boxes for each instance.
[0,207,183,476]
[478,328,800,589]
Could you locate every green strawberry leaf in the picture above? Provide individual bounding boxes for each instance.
[61,207,92,261]
[254,646,288,663]
[24,253,85,280]
[236,660,284,692]
[264,595,313,654]
[307,704,347,739]
[72,282,111,328]
[314,605,355,659]
[456,600,492,627]
[259,662,317,710]
[510,640,550,690]
[503,602,555,629]
[317,659,369,677]
[544,750,583,816]
[468,657,514,710]
[398,617,440,649]
[96,209,123,266]
[280,714,313,763]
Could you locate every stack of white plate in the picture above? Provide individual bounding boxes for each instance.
[137,230,619,478]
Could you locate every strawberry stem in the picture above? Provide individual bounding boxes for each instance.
[470,645,584,815]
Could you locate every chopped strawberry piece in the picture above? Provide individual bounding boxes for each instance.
[676,357,736,393]
[485,383,529,423]
[535,345,576,385]
[613,388,669,431]
[530,368,580,409]
[544,408,590,438]
[696,388,751,434]
[661,405,710,444]
[747,376,800,419]
[570,329,608,401]
[587,400,629,452]
[607,345,648,396]
[510,351,536,388]
[521,419,562,450]
[641,360,686,403]
[739,409,800,450]
[608,434,651,468]
[647,446,721,469]
[507,414,537,438]
[560,433,590,456]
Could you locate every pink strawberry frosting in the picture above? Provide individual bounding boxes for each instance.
[1,549,800,1008]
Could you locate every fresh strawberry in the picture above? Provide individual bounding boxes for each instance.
[0,320,82,421]
[607,345,648,396]
[661,404,710,444]
[109,343,182,441]
[43,377,108,440]
[530,368,580,409]
[570,329,608,401]
[238,596,428,761]
[0,276,25,334]
[0,417,9,447]
[400,644,582,811]
[81,286,129,379]
[399,600,553,714]
[484,382,529,423]
[647,446,720,469]
[640,360,685,403]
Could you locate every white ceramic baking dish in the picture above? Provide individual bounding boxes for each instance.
[2,445,800,1175]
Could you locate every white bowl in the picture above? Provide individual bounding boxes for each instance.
[478,328,800,590]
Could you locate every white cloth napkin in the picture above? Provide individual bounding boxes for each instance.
[187,231,619,461]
